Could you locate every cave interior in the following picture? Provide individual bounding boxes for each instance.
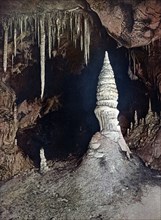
[0,0,161,176]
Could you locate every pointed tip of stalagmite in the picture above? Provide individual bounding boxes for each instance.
[105,51,108,57]
[105,51,110,64]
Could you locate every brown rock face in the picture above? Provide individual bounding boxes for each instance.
[0,82,33,180]
[0,0,89,15]
[86,0,161,47]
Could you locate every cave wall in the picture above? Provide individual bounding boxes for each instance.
[0,5,106,179]
[86,0,161,47]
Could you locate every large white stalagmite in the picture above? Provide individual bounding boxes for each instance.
[3,24,8,72]
[40,16,46,99]
[95,51,131,158]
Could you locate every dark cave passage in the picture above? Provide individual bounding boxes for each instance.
[10,46,104,168]
[9,35,161,169]
[106,36,158,137]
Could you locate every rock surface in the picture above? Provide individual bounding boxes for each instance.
[0,133,161,220]
[87,0,161,47]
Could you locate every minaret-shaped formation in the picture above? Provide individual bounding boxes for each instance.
[95,51,131,158]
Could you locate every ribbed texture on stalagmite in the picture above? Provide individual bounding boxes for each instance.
[40,148,49,172]
[40,16,46,99]
[95,51,131,158]
[95,51,119,131]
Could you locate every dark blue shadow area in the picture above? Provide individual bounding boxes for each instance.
[107,36,150,135]
[16,46,104,167]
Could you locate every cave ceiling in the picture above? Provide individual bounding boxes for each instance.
[0,0,161,48]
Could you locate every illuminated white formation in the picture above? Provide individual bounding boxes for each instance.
[95,51,131,158]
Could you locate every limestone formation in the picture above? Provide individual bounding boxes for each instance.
[95,51,131,158]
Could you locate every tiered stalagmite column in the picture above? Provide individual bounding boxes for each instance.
[95,51,131,158]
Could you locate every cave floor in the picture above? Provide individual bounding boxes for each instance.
[0,133,161,220]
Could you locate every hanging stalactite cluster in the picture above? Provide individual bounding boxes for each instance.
[1,11,92,98]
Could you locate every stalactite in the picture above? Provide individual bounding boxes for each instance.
[24,16,27,32]
[14,25,17,57]
[13,102,18,129]
[128,51,138,80]
[28,16,32,33]
[3,23,8,72]
[56,16,61,48]
[9,19,13,39]
[30,17,35,43]
[74,38,77,48]
[37,17,40,46]
[87,19,90,62]
[131,50,136,75]
[11,54,14,73]
[62,11,67,31]
[48,15,52,58]
[34,16,37,40]
[20,19,23,50]
[40,15,46,99]
[148,44,151,56]
[1,11,92,75]
[80,31,83,51]
[70,12,73,42]
[84,17,89,65]
[77,14,81,35]
[52,28,56,50]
